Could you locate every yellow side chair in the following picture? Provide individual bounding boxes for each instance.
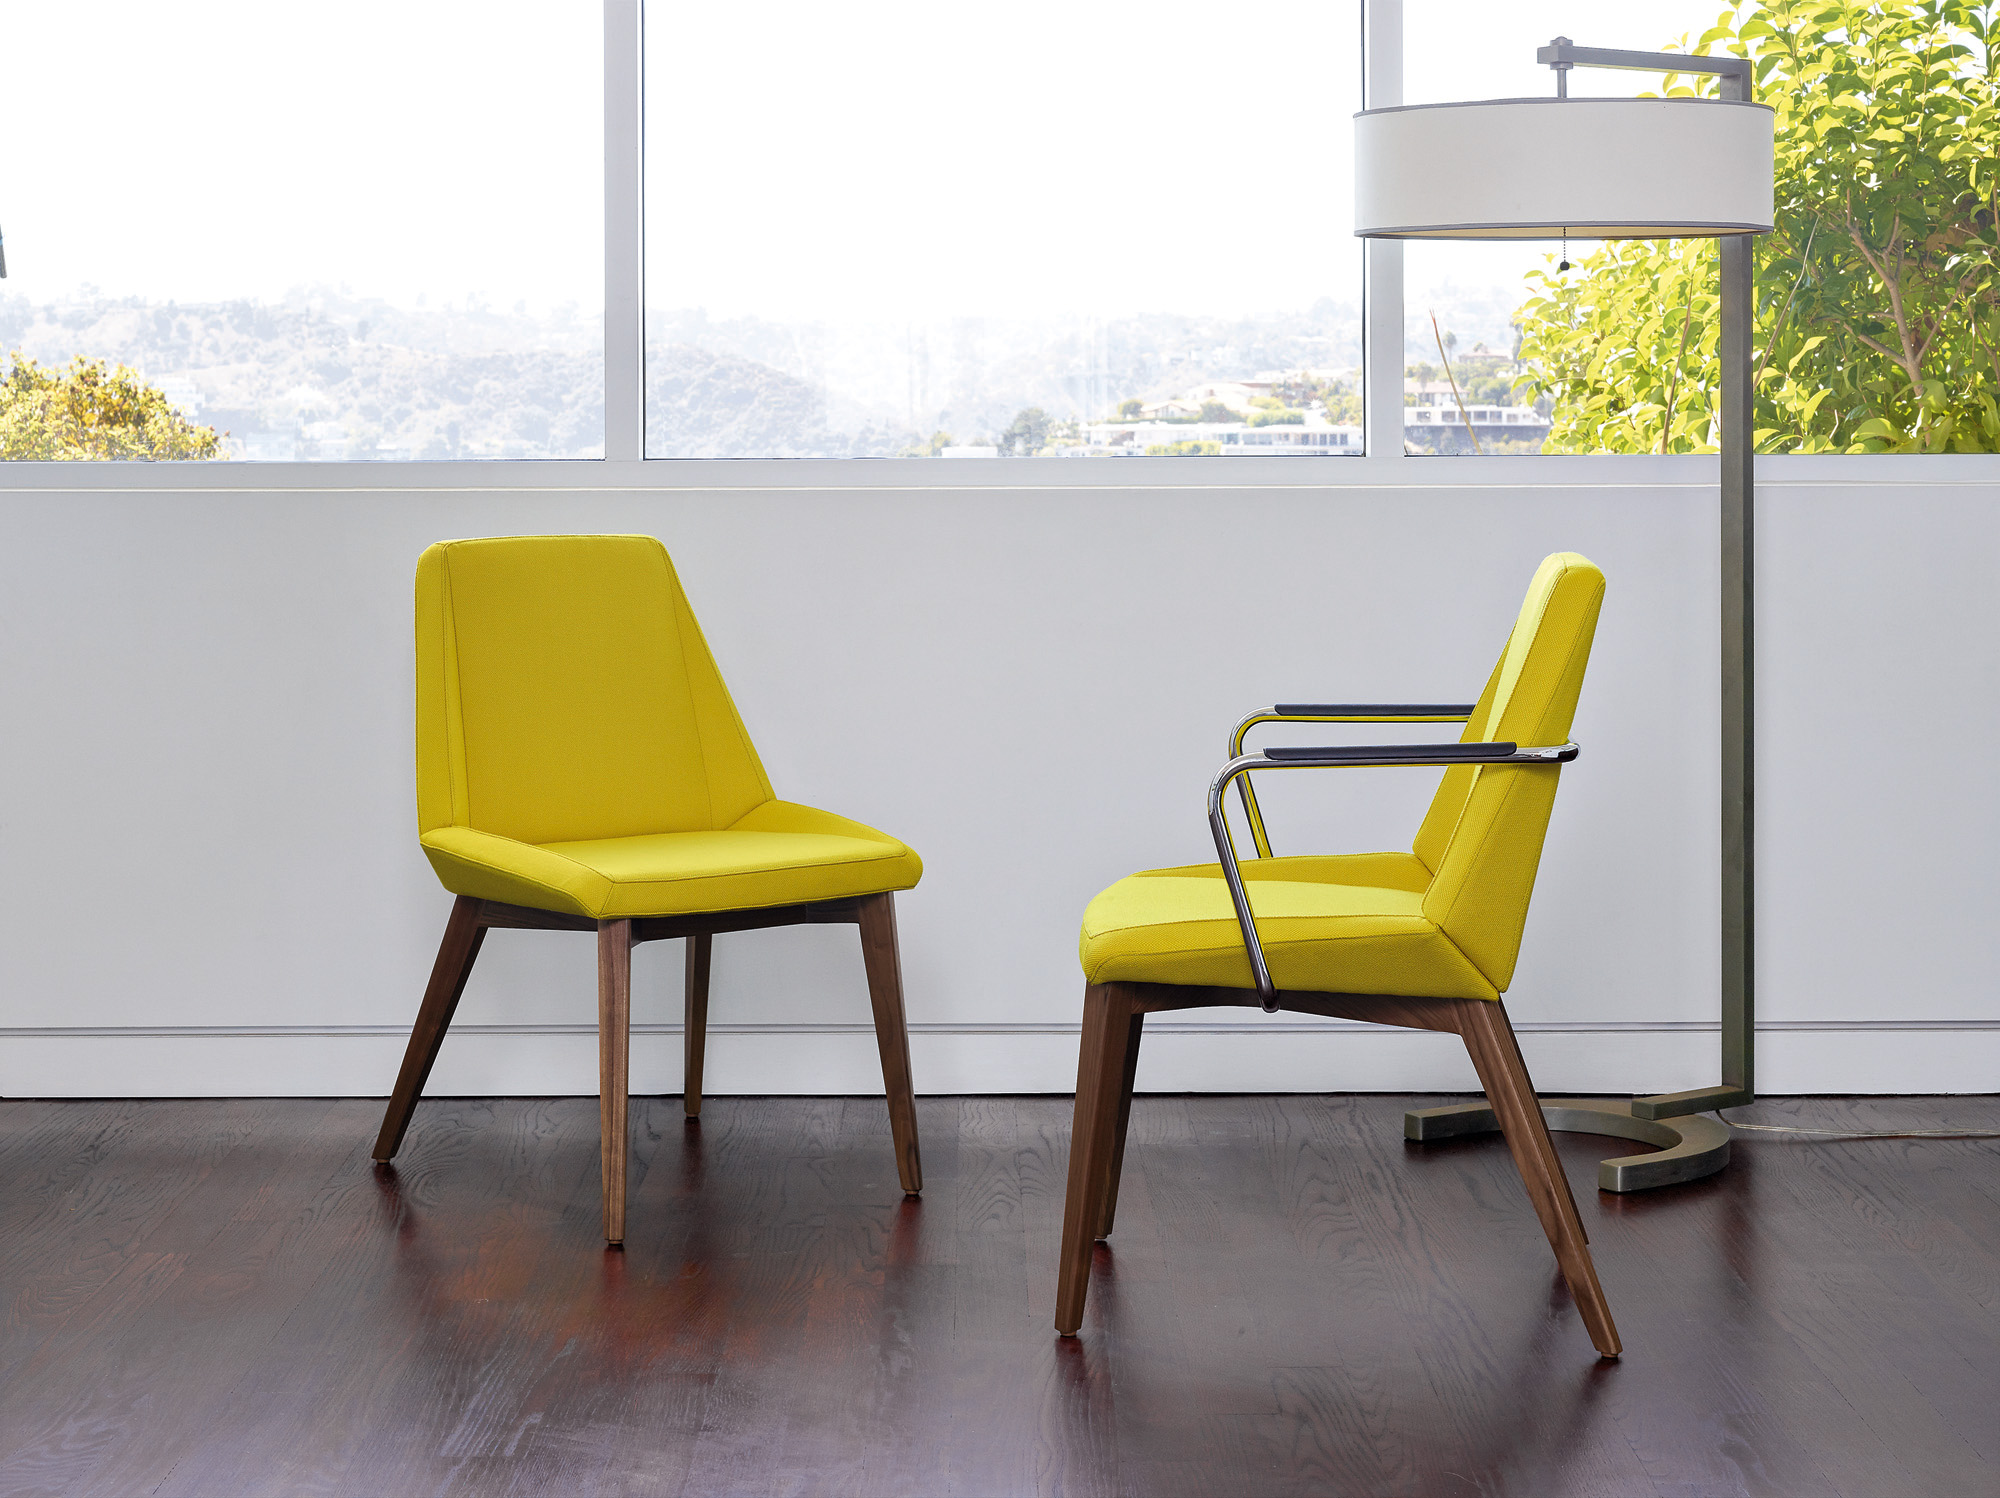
[374,534,924,1243]
[1055,552,1621,1357]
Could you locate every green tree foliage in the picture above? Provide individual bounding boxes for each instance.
[0,353,224,460]
[1117,398,1145,418]
[899,429,955,457]
[1318,378,1364,424]
[1145,439,1222,455]
[1515,0,2000,454]
[996,406,1051,455]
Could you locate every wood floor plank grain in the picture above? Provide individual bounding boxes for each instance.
[324,1100,616,1498]
[0,1102,356,1498]
[1,1094,1996,1498]
[945,1097,1046,1498]
[1558,1134,1864,1498]
[150,1098,560,1498]
[0,1098,280,1447]
[402,1098,723,1498]
[743,1097,949,1497]
[1723,1128,2000,1495]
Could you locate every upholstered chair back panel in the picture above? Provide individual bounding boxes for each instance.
[1420,553,1605,992]
[1411,644,1509,875]
[415,534,773,845]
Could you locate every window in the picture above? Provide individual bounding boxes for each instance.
[643,0,1364,459]
[0,2,602,461]
[10,1,1971,469]
[1399,1,1723,456]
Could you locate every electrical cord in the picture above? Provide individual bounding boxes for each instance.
[1715,1108,2000,1140]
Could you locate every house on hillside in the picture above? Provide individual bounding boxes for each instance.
[1405,401,1550,452]
[1078,417,1361,455]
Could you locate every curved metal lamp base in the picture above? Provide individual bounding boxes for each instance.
[1405,1097,1732,1193]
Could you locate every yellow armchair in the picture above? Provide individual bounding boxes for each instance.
[375,534,924,1243]
[1056,553,1621,1357]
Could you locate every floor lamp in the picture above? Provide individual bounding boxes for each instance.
[1354,39,1775,1190]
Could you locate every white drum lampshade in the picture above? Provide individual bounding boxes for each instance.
[1354,98,1774,240]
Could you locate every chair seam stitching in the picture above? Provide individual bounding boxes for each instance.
[441,549,472,828]
[579,847,908,886]
[658,545,720,832]
[426,827,605,883]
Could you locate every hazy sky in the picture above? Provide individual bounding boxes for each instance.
[0,2,602,313]
[646,0,1732,325]
[645,0,1365,323]
[0,1,1733,324]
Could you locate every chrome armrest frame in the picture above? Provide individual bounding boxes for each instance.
[1228,704,1476,859]
[1207,741,1579,1012]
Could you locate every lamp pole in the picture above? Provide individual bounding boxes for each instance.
[1634,152,1759,1118]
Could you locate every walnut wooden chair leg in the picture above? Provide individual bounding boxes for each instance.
[1457,998,1622,1358]
[683,932,712,1119]
[857,893,923,1194]
[373,896,487,1161]
[1094,1010,1145,1240]
[1056,982,1140,1336]
[598,918,634,1246]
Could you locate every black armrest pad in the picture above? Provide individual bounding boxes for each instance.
[1272,703,1477,716]
[1263,741,1517,762]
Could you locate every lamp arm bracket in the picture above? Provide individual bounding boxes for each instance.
[1536,40,1751,83]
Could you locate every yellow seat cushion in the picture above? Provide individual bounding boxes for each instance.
[420,800,921,921]
[1079,858,1496,1000]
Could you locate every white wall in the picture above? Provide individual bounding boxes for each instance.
[2,456,1993,1097]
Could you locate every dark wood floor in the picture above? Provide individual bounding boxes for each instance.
[1,1094,1996,1497]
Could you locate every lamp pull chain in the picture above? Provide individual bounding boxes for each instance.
[1550,35,1573,274]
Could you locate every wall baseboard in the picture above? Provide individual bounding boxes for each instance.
[4,1020,1994,1098]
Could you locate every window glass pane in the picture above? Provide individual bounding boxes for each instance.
[0,3,602,461]
[645,1,1362,459]
[1401,1,1731,456]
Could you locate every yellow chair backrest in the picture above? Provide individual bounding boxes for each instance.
[415,534,773,846]
[1412,553,1606,993]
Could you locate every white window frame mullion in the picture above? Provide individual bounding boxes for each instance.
[604,0,645,463]
[1361,0,1404,467]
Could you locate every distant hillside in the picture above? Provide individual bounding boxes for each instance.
[0,289,1370,461]
[646,343,909,458]
[645,301,1362,456]
[0,290,602,460]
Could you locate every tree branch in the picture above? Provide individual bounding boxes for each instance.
[1431,311,1482,456]
[1659,268,1698,454]
[1847,207,1929,396]
[1753,218,1821,389]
